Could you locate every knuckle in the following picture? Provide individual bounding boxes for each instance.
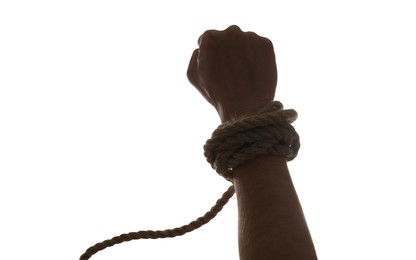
[198,31,217,47]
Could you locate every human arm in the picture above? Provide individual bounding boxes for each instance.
[187,25,317,260]
[234,155,317,259]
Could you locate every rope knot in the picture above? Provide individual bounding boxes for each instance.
[204,101,300,181]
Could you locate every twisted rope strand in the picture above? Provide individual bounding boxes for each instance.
[204,101,300,181]
[204,103,297,160]
[80,101,299,259]
[80,186,235,260]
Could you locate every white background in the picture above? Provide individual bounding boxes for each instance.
[1,1,415,259]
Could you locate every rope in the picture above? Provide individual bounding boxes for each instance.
[79,101,299,259]
[79,186,235,260]
[204,101,300,181]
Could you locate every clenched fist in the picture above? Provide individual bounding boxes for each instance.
[187,25,277,122]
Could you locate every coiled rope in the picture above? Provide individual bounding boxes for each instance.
[79,101,299,260]
[204,101,299,181]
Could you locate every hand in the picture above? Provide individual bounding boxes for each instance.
[187,25,278,122]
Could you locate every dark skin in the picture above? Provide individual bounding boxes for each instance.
[187,25,317,260]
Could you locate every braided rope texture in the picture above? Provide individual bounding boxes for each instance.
[79,101,299,260]
[204,101,300,181]
[79,186,235,260]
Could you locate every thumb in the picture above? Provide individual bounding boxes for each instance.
[187,48,200,87]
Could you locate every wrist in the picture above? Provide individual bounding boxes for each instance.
[233,155,288,189]
[217,99,274,123]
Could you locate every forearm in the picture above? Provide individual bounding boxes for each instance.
[233,155,317,260]
[187,25,316,259]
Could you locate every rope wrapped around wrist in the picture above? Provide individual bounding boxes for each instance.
[204,101,300,181]
[79,101,300,260]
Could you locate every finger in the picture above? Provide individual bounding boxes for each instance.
[220,25,244,44]
[186,48,215,106]
[224,24,243,33]
[244,30,260,39]
[198,29,222,48]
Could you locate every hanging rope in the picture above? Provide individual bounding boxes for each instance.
[79,101,299,260]
[79,186,235,260]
